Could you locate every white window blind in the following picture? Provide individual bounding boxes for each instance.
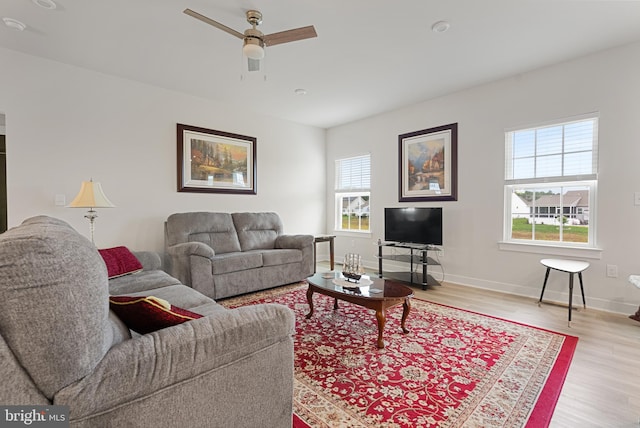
[336,155,371,191]
[503,114,598,248]
[505,116,598,184]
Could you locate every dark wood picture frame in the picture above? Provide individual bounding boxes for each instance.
[177,123,257,195]
[398,123,458,202]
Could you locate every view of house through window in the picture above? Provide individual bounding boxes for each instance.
[335,155,370,232]
[510,186,589,243]
[504,114,597,246]
[340,194,370,231]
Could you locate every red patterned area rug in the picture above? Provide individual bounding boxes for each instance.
[221,283,578,428]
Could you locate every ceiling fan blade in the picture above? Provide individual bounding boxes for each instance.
[183,8,244,39]
[247,58,261,72]
[263,25,317,46]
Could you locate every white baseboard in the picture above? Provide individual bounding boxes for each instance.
[361,259,637,316]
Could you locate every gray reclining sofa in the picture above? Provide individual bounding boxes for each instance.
[166,212,314,300]
[0,216,295,427]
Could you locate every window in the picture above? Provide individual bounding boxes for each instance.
[504,114,598,247]
[335,154,370,232]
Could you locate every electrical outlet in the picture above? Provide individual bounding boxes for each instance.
[437,248,444,257]
[606,264,618,278]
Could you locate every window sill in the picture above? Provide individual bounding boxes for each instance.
[498,241,602,259]
[333,230,372,239]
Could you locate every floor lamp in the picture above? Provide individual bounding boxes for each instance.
[67,179,115,244]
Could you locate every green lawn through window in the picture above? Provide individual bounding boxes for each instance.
[511,218,588,242]
[342,215,369,231]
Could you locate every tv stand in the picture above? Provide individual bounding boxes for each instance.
[377,242,441,290]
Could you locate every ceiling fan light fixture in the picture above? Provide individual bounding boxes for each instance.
[243,37,265,60]
[184,8,317,73]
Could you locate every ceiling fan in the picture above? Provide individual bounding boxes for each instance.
[184,8,317,72]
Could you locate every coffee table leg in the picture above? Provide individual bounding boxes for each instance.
[375,308,386,349]
[305,287,314,319]
[401,298,411,334]
[333,298,339,310]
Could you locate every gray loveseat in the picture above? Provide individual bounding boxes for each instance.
[166,212,314,300]
[0,216,295,428]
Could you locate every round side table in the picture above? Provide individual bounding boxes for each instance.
[539,258,590,327]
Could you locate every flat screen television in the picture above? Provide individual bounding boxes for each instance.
[384,207,443,246]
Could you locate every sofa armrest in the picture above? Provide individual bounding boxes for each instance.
[167,242,216,286]
[55,304,295,424]
[276,235,315,277]
[167,242,216,258]
[275,234,314,250]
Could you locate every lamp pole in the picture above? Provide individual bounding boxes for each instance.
[84,208,98,244]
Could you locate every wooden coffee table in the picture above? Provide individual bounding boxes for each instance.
[305,272,414,348]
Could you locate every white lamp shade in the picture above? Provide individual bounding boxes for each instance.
[243,43,265,60]
[68,181,115,208]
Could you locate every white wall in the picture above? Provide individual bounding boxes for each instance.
[327,41,640,315]
[0,47,326,252]
[4,40,640,315]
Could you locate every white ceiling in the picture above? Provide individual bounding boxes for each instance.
[2,1,640,129]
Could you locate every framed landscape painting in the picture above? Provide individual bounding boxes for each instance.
[177,123,257,194]
[398,123,458,202]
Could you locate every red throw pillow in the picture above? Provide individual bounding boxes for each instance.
[98,246,143,278]
[109,296,203,334]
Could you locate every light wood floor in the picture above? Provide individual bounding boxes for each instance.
[317,263,640,427]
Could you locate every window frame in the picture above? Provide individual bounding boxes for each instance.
[501,114,601,256]
[335,192,370,233]
[334,154,371,234]
[503,181,597,246]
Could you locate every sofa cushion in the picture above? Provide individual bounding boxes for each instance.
[232,212,283,251]
[166,212,241,254]
[98,246,143,278]
[118,284,223,312]
[118,284,227,316]
[187,302,228,316]
[131,251,163,271]
[211,252,263,275]
[108,270,182,295]
[0,216,117,399]
[261,249,302,267]
[108,309,132,342]
[109,296,203,334]
[0,333,50,405]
